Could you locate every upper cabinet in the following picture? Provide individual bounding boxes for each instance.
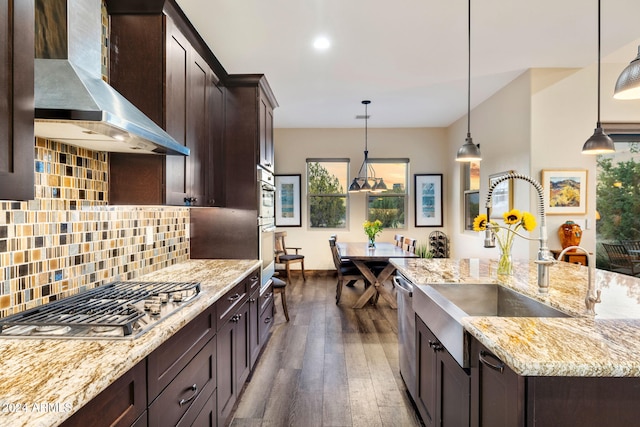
[108,3,223,206]
[224,75,278,209]
[0,0,34,201]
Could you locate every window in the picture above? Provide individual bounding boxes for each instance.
[366,160,408,228]
[596,142,640,270]
[462,161,480,230]
[307,159,348,228]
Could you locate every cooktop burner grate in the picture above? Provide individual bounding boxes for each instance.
[0,281,201,339]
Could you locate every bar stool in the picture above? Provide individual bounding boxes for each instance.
[271,276,289,321]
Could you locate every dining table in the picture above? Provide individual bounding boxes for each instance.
[336,241,418,308]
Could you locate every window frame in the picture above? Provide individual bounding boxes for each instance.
[365,158,409,229]
[306,158,350,229]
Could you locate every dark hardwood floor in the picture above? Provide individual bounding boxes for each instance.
[230,271,423,427]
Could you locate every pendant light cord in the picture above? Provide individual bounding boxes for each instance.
[596,0,601,127]
[467,0,471,138]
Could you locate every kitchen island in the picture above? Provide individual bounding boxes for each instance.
[0,259,261,427]
[392,257,640,377]
[393,257,640,426]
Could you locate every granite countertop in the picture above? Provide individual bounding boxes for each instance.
[0,259,261,427]
[392,258,640,377]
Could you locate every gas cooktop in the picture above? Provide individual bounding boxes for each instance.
[0,281,201,339]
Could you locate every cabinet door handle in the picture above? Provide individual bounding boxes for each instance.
[228,293,240,301]
[231,314,239,323]
[249,298,257,303]
[479,350,505,373]
[264,316,272,324]
[178,383,198,407]
[428,340,443,351]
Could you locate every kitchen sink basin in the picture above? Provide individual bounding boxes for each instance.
[428,283,570,318]
[413,282,570,368]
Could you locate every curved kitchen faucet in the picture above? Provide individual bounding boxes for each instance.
[557,245,601,315]
[485,172,555,293]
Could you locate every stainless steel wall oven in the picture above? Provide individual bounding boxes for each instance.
[258,167,276,285]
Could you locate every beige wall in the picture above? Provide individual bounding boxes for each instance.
[274,128,448,270]
[276,61,640,271]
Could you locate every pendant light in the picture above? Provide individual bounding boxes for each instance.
[613,46,640,100]
[349,100,387,192]
[582,0,615,154]
[455,0,482,162]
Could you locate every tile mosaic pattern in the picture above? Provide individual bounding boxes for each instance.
[0,138,190,317]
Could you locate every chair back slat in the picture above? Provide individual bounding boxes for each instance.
[404,237,417,253]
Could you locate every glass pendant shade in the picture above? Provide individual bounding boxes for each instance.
[582,126,615,154]
[455,135,482,162]
[614,46,640,100]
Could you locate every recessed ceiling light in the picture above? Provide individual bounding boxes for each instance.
[313,36,331,50]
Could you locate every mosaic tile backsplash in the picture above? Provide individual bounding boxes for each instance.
[0,138,190,317]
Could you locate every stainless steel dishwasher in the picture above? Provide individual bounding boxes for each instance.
[395,272,416,402]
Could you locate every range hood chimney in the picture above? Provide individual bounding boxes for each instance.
[34,0,189,156]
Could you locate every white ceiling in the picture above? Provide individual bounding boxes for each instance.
[175,0,640,129]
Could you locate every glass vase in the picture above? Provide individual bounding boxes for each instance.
[368,236,376,248]
[497,245,513,276]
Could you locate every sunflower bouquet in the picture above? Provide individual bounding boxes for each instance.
[473,209,537,275]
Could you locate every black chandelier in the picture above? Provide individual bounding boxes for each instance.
[348,100,387,192]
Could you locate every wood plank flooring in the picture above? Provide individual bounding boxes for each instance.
[230,272,423,427]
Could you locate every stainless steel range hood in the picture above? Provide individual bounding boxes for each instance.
[34,0,189,156]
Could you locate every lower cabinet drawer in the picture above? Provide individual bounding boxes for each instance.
[61,361,146,427]
[178,389,216,427]
[149,336,216,427]
[259,299,274,345]
[147,304,216,401]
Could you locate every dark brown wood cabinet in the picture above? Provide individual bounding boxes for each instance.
[224,75,278,209]
[61,361,147,427]
[108,5,222,206]
[216,272,256,427]
[249,280,274,369]
[416,316,470,427]
[0,0,34,201]
[470,338,640,427]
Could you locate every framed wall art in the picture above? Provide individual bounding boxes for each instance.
[275,174,302,226]
[541,169,587,215]
[414,174,443,227]
[489,171,515,219]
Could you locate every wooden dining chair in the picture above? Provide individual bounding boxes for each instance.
[329,238,367,303]
[602,243,640,276]
[275,231,306,283]
[394,234,404,247]
[404,237,417,253]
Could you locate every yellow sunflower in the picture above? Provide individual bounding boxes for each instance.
[503,209,522,225]
[521,212,537,231]
[473,214,488,231]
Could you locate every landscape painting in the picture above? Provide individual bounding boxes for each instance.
[541,170,587,214]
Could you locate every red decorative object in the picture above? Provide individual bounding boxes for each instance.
[558,221,582,249]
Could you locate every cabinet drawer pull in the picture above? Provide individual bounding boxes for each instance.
[264,316,272,324]
[178,383,198,407]
[228,293,241,301]
[479,350,505,373]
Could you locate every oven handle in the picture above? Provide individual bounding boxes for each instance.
[261,183,276,192]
